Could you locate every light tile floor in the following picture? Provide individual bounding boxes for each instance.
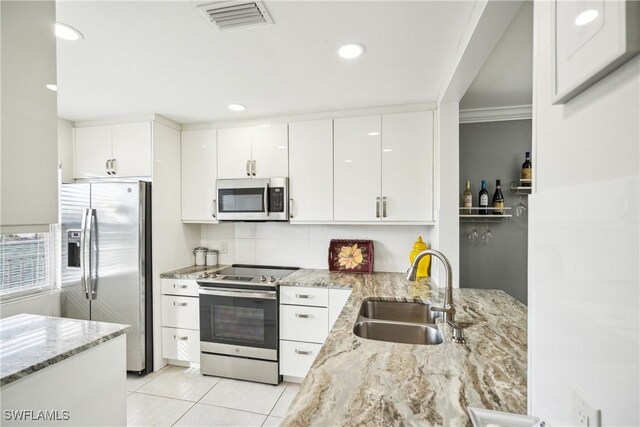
[127,366,299,427]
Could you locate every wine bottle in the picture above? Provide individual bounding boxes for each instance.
[493,179,505,215]
[522,151,532,187]
[462,180,472,215]
[479,180,489,215]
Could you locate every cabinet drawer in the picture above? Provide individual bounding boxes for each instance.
[280,286,328,307]
[279,340,323,378]
[280,305,328,343]
[161,278,199,297]
[162,295,199,329]
[162,327,200,363]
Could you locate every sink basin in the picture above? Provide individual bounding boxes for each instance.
[358,299,442,324]
[353,321,443,345]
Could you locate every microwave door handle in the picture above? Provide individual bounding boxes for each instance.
[264,184,270,216]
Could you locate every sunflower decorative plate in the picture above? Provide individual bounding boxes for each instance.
[328,240,374,273]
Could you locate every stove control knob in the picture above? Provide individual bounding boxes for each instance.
[260,275,267,282]
[210,274,218,279]
[202,273,209,278]
[268,276,276,283]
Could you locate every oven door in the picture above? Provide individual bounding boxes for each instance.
[199,287,278,361]
[216,179,269,221]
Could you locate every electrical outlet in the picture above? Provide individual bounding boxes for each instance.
[573,388,601,427]
[212,241,227,254]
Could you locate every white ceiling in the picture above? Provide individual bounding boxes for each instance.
[56,1,477,124]
[460,1,532,110]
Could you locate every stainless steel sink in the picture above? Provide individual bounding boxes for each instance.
[358,298,442,324]
[353,320,443,345]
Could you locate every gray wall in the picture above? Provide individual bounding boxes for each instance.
[459,120,530,304]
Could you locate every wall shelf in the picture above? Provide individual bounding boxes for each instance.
[459,207,512,222]
[511,179,532,194]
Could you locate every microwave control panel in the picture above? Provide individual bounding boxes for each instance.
[269,187,285,213]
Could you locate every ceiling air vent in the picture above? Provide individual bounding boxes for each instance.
[197,1,274,32]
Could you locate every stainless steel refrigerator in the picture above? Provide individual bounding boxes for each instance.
[60,181,153,374]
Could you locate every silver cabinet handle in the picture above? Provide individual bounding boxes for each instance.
[212,199,217,218]
[382,196,387,218]
[251,160,256,176]
[295,294,310,299]
[289,198,294,219]
[173,335,188,341]
[173,301,188,307]
[173,284,188,289]
[295,313,311,318]
[111,158,117,175]
[246,160,251,176]
[376,197,381,218]
[295,349,313,355]
[106,159,112,175]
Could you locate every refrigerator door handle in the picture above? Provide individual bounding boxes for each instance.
[80,208,91,299]
[88,209,97,300]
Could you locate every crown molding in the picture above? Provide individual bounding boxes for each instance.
[459,105,532,123]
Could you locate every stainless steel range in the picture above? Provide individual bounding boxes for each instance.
[197,264,298,385]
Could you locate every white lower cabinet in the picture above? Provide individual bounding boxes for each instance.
[279,340,323,378]
[279,286,352,381]
[161,279,200,363]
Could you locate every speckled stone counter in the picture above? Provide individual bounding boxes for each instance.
[0,314,130,386]
[160,265,227,279]
[278,269,527,427]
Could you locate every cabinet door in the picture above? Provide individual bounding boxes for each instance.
[334,116,381,221]
[381,111,434,222]
[181,129,218,222]
[289,120,333,222]
[251,124,288,178]
[74,126,112,179]
[111,122,152,177]
[217,127,253,179]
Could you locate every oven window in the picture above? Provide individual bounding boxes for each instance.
[200,293,277,350]
[213,306,264,343]
[219,188,264,213]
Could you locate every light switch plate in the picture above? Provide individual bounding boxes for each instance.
[210,241,227,254]
[573,388,601,427]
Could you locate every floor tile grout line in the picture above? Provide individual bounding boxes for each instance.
[131,390,204,404]
[170,401,197,427]
[195,400,278,417]
[265,386,288,417]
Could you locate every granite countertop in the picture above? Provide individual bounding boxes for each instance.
[160,265,227,279]
[0,314,130,386]
[278,269,527,426]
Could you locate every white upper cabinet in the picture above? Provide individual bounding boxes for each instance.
[217,124,288,179]
[74,126,113,179]
[217,127,252,179]
[111,122,152,177]
[251,124,288,178]
[181,129,218,222]
[334,116,381,221]
[381,111,434,222]
[74,121,152,179]
[289,119,333,222]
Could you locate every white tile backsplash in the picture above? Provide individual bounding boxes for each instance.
[201,223,435,272]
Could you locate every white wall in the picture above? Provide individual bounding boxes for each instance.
[57,119,74,184]
[201,223,435,273]
[529,2,639,425]
[0,291,61,319]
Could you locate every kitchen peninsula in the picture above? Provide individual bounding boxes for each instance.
[0,314,130,426]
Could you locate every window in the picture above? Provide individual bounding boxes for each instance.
[0,228,57,299]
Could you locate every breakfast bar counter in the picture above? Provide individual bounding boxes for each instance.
[277,270,527,427]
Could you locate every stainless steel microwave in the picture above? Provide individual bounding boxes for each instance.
[216,178,289,221]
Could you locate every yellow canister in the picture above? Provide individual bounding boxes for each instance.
[409,236,430,278]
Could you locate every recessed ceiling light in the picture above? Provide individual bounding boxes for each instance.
[259,124,271,128]
[55,22,83,41]
[575,9,598,26]
[338,43,365,59]
[382,149,393,152]
[277,146,287,149]
[227,103,246,112]
[46,84,57,92]
[344,159,353,163]
[368,132,380,136]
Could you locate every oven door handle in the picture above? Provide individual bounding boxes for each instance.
[199,288,277,300]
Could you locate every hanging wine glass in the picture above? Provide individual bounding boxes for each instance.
[468,223,479,243]
[481,224,493,245]
[515,195,527,217]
